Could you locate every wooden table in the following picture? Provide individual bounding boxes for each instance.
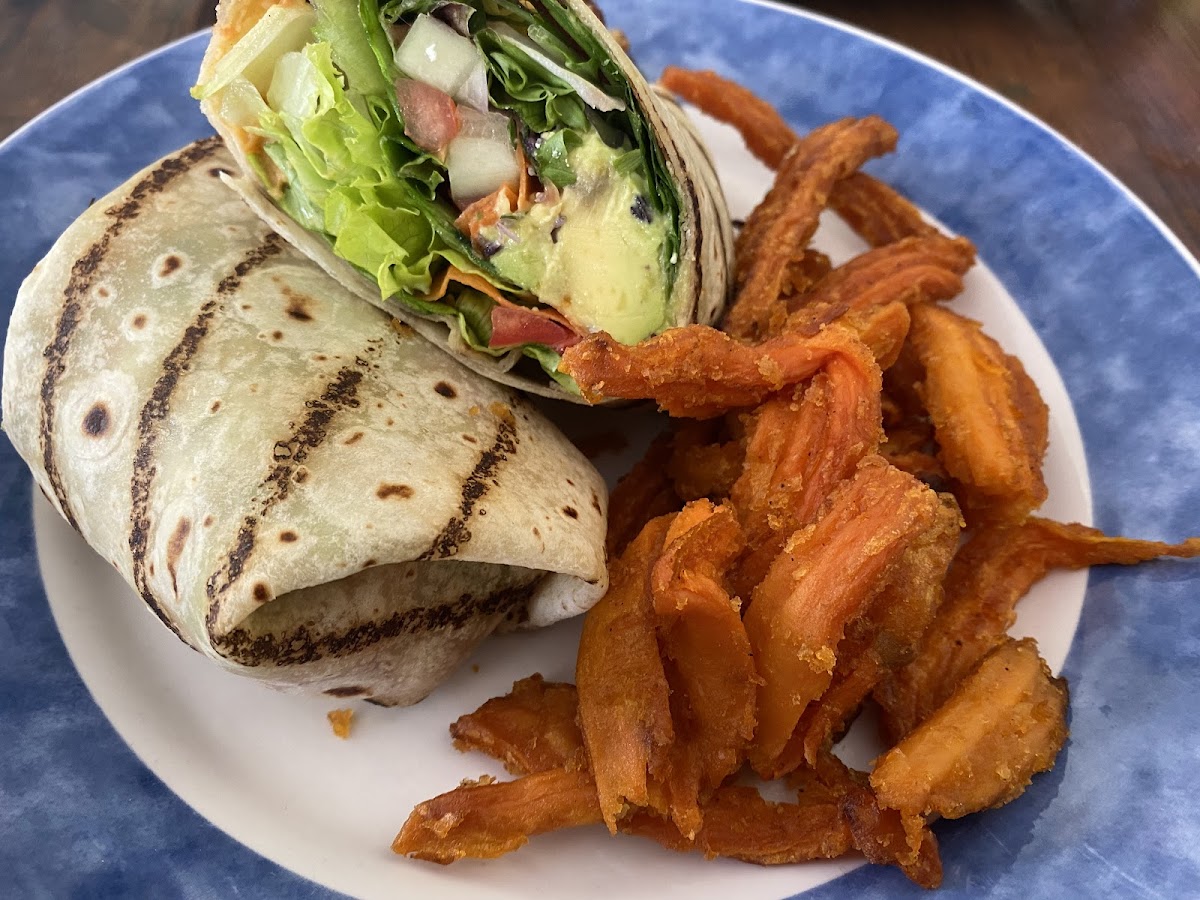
[2,0,1197,257]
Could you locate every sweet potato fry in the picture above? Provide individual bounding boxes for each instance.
[559,323,874,418]
[786,235,975,319]
[727,116,900,340]
[605,432,680,557]
[909,304,1049,521]
[577,515,676,832]
[731,341,884,595]
[658,68,938,251]
[450,675,585,776]
[876,517,1200,743]
[667,420,744,501]
[629,784,854,864]
[829,172,940,247]
[781,493,962,770]
[804,751,943,889]
[649,503,756,834]
[839,301,913,371]
[744,457,942,777]
[872,638,1068,820]
[660,67,798,171]
[393,768,601,863]
[783,248,834,300]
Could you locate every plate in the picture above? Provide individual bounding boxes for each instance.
[2,2,1199,897]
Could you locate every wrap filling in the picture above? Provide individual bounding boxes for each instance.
[195,0,683,388]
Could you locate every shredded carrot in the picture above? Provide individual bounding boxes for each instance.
[455,186,518,243]
[454,144,536,243]
[422,266,510,304]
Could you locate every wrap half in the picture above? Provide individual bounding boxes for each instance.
[194,0,733,400]
[1,139,608,706]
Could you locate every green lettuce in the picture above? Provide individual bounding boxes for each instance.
[197,0,679,387]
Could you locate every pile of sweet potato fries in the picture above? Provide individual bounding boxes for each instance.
[392,69,1200,888]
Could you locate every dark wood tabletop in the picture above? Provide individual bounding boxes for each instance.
[2,0,1197,258]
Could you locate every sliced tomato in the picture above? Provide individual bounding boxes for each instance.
[489,306,582,353]
[394,79,460,155]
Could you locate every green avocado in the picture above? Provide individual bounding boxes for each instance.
[482,133,670,345]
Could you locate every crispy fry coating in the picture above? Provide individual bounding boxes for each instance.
[731,341,884,595]
[577,515,676,832]
[667,421,744,501]
[783,249,835,300]
[660,67,798,171]
[829,172,940,247]
[804,751,943,888]
[629,784,854,864]
[872,638,1068,820]
[392,768,601,863]
[605,432,681,557]
[726,117,899,341]
[745,458,942,777]
[786,235,975,320]
[910,304,1049,521]
[327,708,354,739]
[876,517,1200,743]
[781,493,962,770]
[837,301,913,371]
[559,324,873,418]
[649,503,757,835]
[450,675,585,776]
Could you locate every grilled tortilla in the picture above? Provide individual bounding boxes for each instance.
[1,139,608,706]
[194,0,733,400]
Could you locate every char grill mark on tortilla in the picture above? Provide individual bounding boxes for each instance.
[214,579,543,668]
[204,357,373,635]
[39,137,224,531]
[420,413,519,560]
[129,231,286,639]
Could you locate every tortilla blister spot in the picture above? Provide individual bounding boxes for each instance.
[1,141,609,704]
[60,371,135,461]
[151,252,187,286]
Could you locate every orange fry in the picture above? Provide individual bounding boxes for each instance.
[649,503,756,834]
[783,248,835,300]
[668,432,744,502]
[804,752,943,889]
[876,517,1200,743]
[727,116,899,341]
[559,323,874,418]
[629,784,853,865]
[658,68,938,250]
[872,638,1069,820]
[731,341,884,596]
[786,235,976,318]
[745,458,941,777]
[393,768,601,863]
[829,171,940,247]
[659,66,798,170]
[577,515,676,832]
[909,304,1049,521]
[450,675,585,776]
[780,493,961,770]
[604,433,681,557]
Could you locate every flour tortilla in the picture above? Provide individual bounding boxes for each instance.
[1,139,608,706]
[198,0,734,401]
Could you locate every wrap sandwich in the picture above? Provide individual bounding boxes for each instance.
[193,0,733,399]
[1,138,608,706]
